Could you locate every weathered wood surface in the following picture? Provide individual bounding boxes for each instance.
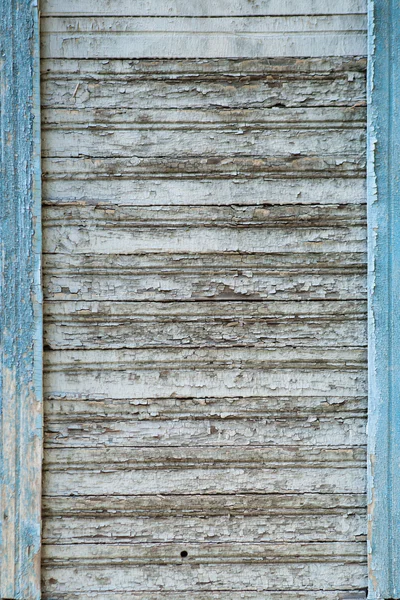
[40,594,369,600]
[44,299,367,349]
[41,0,367,17]
[40,16,367,59]
[0,0,42,597]
[40,594,368,600]
[41,5,367,597]
[41,57,367,110]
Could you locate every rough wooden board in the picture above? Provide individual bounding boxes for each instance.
[42,154,366,178]
[40,593,367,600]
[40,16,367,59]
[42,128,365,161]
[41,56,367,74]
[43,229,366,257]
[44,394,368,419]
[42,107,366,126]
[44,465,366,496]
[43,540,366,562]
[41,60,366,111]
[43,345,367,367]
[41,0,367,17]
[42,511,366,544]
[41,562,367,593]
[44,446,367,467]
[43,178,366,207]
[41,492,367,515]
[43,304,367,350]
[43,260,366,302]
[0,0,42,597]
[44,416,366,448]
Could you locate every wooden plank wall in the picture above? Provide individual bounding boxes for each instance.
[40,1,368,597]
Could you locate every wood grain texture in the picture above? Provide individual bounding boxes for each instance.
[0,0,42,598]
[41,594,367,600]
[41,0,367,17]
[40,15,367,59]
[41,5,367,595]
[41,57,367,110]
[367,1,400,597]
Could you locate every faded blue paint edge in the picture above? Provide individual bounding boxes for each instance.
[0,0,42,598]
[367,0,400,598]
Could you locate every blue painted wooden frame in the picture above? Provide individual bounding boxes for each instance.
[0,0,397,598]
[0,0,42,598]
[368,0,400,598]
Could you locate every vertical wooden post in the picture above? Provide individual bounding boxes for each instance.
[368,0,400,597]
[0,0,42,598]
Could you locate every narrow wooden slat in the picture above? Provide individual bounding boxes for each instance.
[40,16,367,59]
[43,298,367,350]
[44,395,367,420]
[42,493,367,515]
[40,56,367,75]
[41,592,367,600]
[43,178,366,207]
[41,561,367,593]
[42,513,366,545]
[43,252,366,302]
[44,465,366,496]
[44,446,366,467]
[41,0,367,17]
[42,155,366,178]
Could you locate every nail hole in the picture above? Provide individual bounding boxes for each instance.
[180,550,188,558]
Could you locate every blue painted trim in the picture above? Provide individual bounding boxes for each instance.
[367,0,400,597]
[0,0,42,598]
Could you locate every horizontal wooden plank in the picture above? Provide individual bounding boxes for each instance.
[44,415,366,448]
[43,204,366,228]
[44,466,366,495]
[43,249,367,268]
[42,107,366,127]
[43,204,366,256]
[44,299,367,350]
[41,493,367,516]
[43,256,366,302]
[44,370,366,403]
[41,56,367,76]
[44,395,368,420]
[41,16,367,35]
[43,177,366,207]
[44,299,367,319]
[43,541,366,562]
[41,564,367,593]
[41,72,366,112]
[40,16,367,59]
[44,274,366,301]
[40,591,368,600]
[42,127,365,163]
[43,490,366,512]
[41,0,367,17]
[44,446,366,468]
[43,228,366,257]
[44,321,365,350]
[44,346,367,368]
[42,155,366,178]
[43,203,358,227]
[42,512,366,545]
